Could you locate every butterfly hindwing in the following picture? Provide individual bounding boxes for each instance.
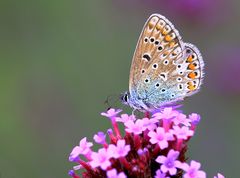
[128,14,204,110]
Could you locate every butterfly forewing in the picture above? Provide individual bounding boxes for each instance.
[128,14,204,109]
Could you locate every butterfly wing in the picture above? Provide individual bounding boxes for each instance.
[129,14,204,109]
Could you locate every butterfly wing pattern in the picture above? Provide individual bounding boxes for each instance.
[128,14,204,111]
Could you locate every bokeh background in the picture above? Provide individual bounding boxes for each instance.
[1,0,240,177]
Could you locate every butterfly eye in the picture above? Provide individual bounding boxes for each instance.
[123,94,128,102]
[152,63,158,69]
[155,40,160,45]
[144,37,148,43]
[141,69,145,74]
[177,64,181,69]
[121,92,129,104]
[171,94,175,98]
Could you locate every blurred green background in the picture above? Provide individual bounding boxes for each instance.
[0,0,240,177]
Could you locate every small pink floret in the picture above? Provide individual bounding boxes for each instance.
[107,169,127,178]
[153,107,178,121]
[214,173,225,178]
[156,149,180,176]
[181,160,206,178]
[101,108,122,118]
[148,127,174,149]
[124,119,144,135]
[172,126,194,140]
[90,148,111,170]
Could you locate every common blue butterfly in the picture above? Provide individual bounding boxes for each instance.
[121,14,204,112]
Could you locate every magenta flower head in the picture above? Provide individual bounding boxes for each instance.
[68,108,225,177]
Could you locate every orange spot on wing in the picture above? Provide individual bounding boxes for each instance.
[162,30,168,35]
[187,55,193,62]
[188,72,196,79]
[188,63,196,70]
[187,85,195,91]
[169,42,175,48]
[165,35,171,42]
[148,23,154,29]
[187,82,195,90]
[156,24,161,31]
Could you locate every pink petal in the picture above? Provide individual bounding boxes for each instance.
[156,155,166,164]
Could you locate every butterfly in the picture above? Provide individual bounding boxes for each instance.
[121,14,204,112]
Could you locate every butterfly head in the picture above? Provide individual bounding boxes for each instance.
[120,91,130,105]
[120,91,150,111]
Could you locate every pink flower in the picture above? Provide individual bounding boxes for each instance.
[116,114,136,123]
[90,148,111,170]
[93,132,106,144]
[214,173,225,178]
[181,160,206,178]
[189,113,201,125]
[153,107,178,120]
[154,169,169,178]
[142,117,158,131]
[124,119,144,134]
[148,127,174,149]
[173,113,191,126]
[69,137,93,161]
[156,149,181,175]
[101,108,122,119]
[172,126,194,140]
[107,140,130,158]
[69,146,82,162]
[107,169,127,178]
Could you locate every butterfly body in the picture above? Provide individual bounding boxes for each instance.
[121,14,204,112]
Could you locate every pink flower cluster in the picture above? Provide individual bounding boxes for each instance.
[68,108,224,178]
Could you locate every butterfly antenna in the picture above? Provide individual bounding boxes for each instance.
[104,95,112,110]
[104,94,120,110]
